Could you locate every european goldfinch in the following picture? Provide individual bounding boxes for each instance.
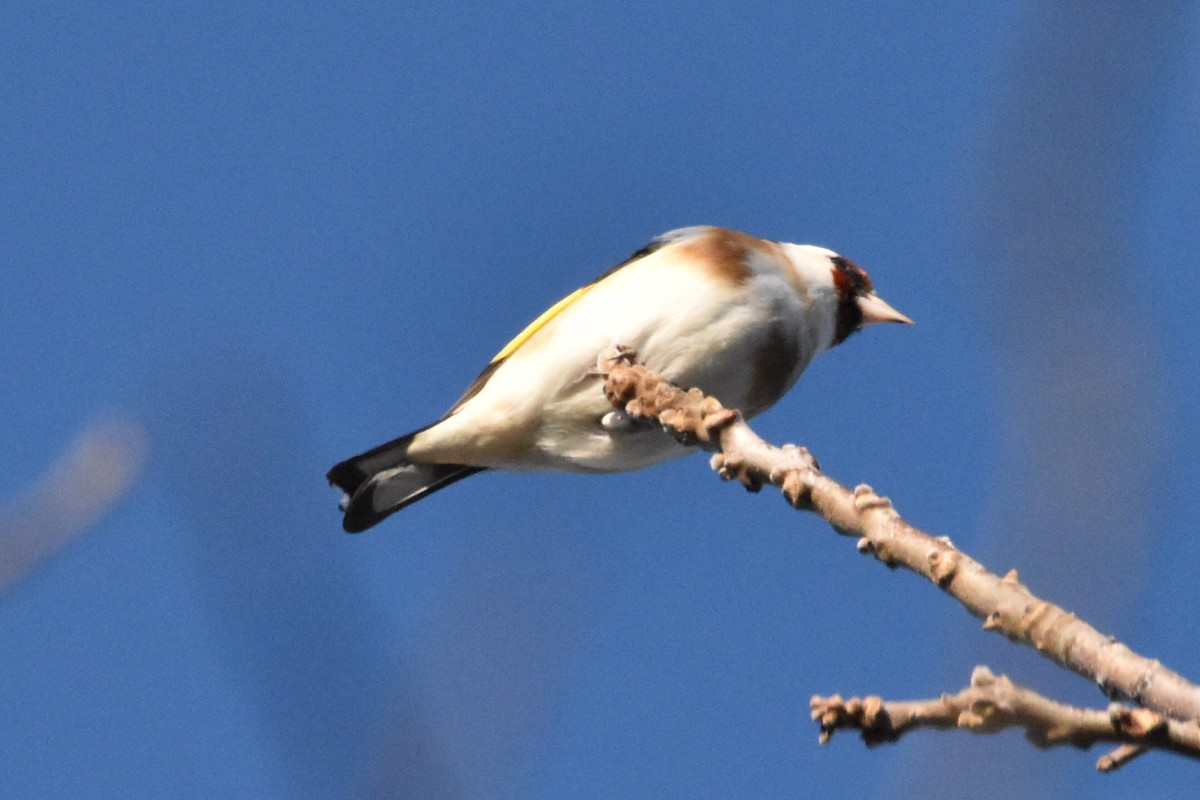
[328,225,910,532]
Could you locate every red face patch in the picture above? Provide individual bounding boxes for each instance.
[830,255,875,345]
[831,265,853,296]
[831,255,874,297]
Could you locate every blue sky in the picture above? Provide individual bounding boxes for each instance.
[3,3,1199,798]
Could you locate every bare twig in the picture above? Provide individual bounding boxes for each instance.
[598,355,1200,727]
[1096,742,1148,772]
[810,666,1200,771]
[0,416,148,592]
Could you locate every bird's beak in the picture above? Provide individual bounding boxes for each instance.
[856,292,914,326]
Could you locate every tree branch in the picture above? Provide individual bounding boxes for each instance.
[810,666,1200,771]
[598,354,1200,735]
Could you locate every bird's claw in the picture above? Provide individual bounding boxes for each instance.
[592,344,639,377]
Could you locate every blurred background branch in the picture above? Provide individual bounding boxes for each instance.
[892,4,1193,795]
[0,417,148,593]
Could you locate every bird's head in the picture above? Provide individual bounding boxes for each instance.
[827,253,912,344]
[782,243,912,347]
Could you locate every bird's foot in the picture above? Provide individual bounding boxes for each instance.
[592,344,639,377]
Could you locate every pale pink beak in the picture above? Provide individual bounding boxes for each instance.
[856,292,914,326]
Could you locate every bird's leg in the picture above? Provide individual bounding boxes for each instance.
[609,344,639,365]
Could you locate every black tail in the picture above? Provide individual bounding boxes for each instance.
[326,429,484,533]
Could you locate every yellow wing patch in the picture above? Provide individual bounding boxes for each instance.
[487,229,700,363]
[489,284,592,363]
[443,231,683,417]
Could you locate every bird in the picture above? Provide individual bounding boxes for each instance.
[328,225,911,532]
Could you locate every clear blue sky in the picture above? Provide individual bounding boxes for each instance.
[3,3,1198,798]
